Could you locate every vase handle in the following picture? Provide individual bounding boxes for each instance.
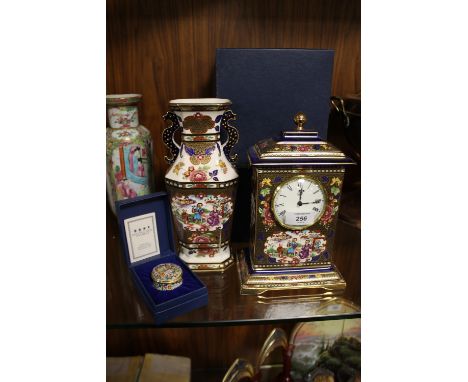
[162,111,182,164]
[220,110,239,163]
[330,96,350,128]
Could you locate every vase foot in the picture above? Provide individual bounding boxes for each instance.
[179,245,235,272]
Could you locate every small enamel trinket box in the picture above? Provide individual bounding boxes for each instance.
[151,263,183,291]
[115,192,208,324]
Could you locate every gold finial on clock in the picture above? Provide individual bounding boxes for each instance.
[293,112,307,131]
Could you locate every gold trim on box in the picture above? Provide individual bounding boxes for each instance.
[251,161,354,167]
[253,138,347,159]
[255,146,346,159]
[249,262,333,271]
[259,153,346,159]
[282,130,319,138]
[257,168,345,174]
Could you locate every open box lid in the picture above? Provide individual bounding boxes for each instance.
[115,192,176,267]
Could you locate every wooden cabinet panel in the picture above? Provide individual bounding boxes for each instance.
[107,324,294,376]
[107,0,361,186]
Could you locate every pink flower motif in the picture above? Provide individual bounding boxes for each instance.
[194,236,210,243]
[127,188,137,198]
[321,205,334,225]
[115,172,124,182]
[298,145,309,151]
[189,170,208,182]
[116,181,138,199]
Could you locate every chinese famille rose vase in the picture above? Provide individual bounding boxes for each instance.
[106,94,154,214]
[163,98,239,271]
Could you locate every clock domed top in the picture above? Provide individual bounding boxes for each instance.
[248,112,355,167]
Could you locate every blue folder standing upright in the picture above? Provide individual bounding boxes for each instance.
[216,48,335,168]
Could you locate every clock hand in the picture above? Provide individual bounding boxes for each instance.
[297,187,304,206]
[301,200,322,205]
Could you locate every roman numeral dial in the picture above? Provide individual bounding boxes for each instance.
[271,176,326,229]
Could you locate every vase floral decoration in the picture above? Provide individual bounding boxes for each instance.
[163,98,239,271]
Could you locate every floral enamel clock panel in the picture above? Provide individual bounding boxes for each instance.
[272,176,326,230]
[252,169,344,270]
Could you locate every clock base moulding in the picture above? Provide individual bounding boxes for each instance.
[236,248,346,297]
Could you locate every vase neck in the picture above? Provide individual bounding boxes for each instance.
[107,105,140,128]
[173,110,224,137]
[181,132,221,143]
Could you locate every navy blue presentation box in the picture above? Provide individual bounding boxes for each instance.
[115,192,208,325]
[216,48,334,167]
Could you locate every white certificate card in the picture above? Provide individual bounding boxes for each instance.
[124,212,160,263]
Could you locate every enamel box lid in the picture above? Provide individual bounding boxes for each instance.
[248,113,355,166]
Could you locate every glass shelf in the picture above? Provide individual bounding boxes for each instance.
[106,206,361,329]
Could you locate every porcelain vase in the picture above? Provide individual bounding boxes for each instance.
[163,98,239,271]
[106,94,154,214]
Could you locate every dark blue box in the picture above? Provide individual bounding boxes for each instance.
[216,48,334,167]
[115,192,208,324]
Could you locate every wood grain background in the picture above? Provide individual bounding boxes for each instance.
[107,0,360,377]
[107,0,361,188]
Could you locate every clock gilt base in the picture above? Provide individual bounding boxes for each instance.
[237,248,346,296]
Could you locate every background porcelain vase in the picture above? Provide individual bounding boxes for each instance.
[106,94,155,214]
[163,98,239,271]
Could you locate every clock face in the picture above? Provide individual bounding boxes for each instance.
[271,176,326,229]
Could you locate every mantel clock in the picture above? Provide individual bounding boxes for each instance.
[238,112,355,295]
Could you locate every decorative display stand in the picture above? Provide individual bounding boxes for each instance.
[106,94,154,213]
[163,98,239,271]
